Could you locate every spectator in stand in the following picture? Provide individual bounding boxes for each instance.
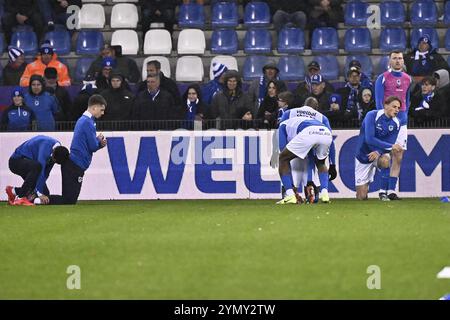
[136,60,182,108]
[0,87,35,132]
[247,60,287,112]
[99,73,134,130]
[132,74,180,127]
[293,60,334,107]
[348,60,373,90]
[405,35,450,86]
[2,46,28,86]
[235,106,254,129]
[85,44,140,84]
[336,67,365,123]
[182,84,207,129]
[308,0,343,31]
[302,74,334,121]
[140,0,177,39]
[20,41,71,87]
[95,57,116,92]
[410,76,446,124]
[275,91,295,124]
[2,0,44,44]
[256,80,287,129]
[44,67,72,122]
[24,74,60,131]
[71,76,100,121]
[201,62,228,106]
[359,88,376,121]
[434,70,450,117]
[267,0,308,31]
[37,0,82,31]
[210,70,253,129]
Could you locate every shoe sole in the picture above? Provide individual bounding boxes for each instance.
[5,186,15,205]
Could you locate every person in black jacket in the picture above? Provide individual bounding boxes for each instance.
[99,73,134,130]
[267,0,308,30]
[136,59,182,108]
[71,77,100,121]
[2,0,44,43]
[140,0,177,37]
[181,83,208,130]
[44,67,72,122]
[410,76,446,124]
[2,46,28,86]
[256,80,287,129]
[0,86,35,132]
[132,73,180,130]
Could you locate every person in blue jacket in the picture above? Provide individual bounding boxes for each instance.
[0,86,35,132]
[5,135,69,206]
[23,74,60,131]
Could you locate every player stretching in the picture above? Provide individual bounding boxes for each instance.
[355,96,403,200]
[277,103,333,204]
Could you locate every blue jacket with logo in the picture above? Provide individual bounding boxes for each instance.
[0,104,35,131]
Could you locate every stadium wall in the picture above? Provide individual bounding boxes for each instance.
[0,129,449,200]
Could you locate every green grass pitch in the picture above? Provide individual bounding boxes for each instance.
[1,199,449,300]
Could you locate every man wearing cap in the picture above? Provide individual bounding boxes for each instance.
[0,87,35,132]
[44,67,72,121]
[20,41,71,87]
[405,35,450,83]
[86,44,140,84]
[248,60,287,112]
[301,74,334,115]
[348,60,373,90]
[2,46,28,86]
[95,57,118,92]
[294,60,334,106]
[201,62,228,106]
[335,66,366,123]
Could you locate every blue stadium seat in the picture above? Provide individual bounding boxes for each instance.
[74,57,95,83]
[444,1,450,26]
[211,2,238,29]
[278,56,305,81]
[243,55,268,81]
[410,28,439,50]
[345,55,373,79]
[76,30,104,55]
[315,55,339,80]
[344,28,372,53]
[211,29,238,54]
[311,27,339,54]
[244,29,272,54]
[344,1,370,26]
[380,1,405,26]
[244,2,271,28]
[445,29,450,51]
[375,55,390,76]
[379,28,406,52]
[448,56,450,68]
[44,25,71,55]
[10,27,38,56]
[410,0,437,26]
[277,27,305,54]
[178,3,205,29]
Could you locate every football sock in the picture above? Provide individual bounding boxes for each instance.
[318,172,328,192]
[380,167,390,193]
[280,174,294,196]
[387,176,398,195]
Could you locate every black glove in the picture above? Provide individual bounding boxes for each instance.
[328,164,337,181]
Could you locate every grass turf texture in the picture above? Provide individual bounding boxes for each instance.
[1,199,449,300]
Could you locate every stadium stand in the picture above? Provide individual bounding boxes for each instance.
[380,1,406,26]
[74,57,95,83]
[111,30,139,55]
[142,56,171,81]
[44,25,72,56]
[315,55,340,80]
[243,28,272,54]
[211,29,239,54]
[178,3,205,29]
[277,55,305,81]
[379,28,407,52]
[243,1,271,28]
[243,55,268,81]
[211,1,239,29]
[345,55,373,79]
[344,1,370,26]
[410,0,438,27]
[76,30,104,56]
[10,27,38,56]
[176,56,204,82]
[110,3,139,29]
[344,28,372,53]
[177,29,206,54]
[143,29,172,55]
[410,28,439,50]
[311,27,339,54]
[77,4,105,29]
[277,27,305,54]
[209,55,239,80]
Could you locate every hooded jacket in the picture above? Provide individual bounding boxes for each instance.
[20,53,71,87]
[24,75,60,131]
[100,74,135,121]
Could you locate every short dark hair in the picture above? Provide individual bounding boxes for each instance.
[53,146,69,164]
[304,97,319,110]
[384,95,402,108]
[278,91,294,106]
[421,76,437,86]
[147,60,161,70]
[88,94,107,107]
[389,50,404,57]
